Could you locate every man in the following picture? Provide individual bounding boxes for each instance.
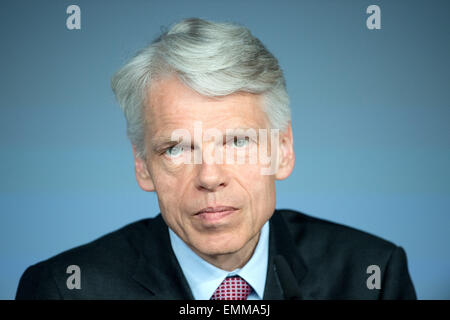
[16,18,416,300]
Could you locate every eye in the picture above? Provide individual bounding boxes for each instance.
[232,136,250,148]
[164,145,184,158]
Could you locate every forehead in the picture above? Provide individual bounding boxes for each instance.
[145,76,269,136]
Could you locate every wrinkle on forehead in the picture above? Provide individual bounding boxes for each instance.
[145,76,270,140]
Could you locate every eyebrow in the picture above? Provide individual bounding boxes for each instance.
[150,137,182,153]
[150,127,262,152]
[224,128,260,136]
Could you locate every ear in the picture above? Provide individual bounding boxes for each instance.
[132,145,155,192]
[275,122,295,180]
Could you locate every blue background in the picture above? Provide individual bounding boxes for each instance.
[1,0,449,299]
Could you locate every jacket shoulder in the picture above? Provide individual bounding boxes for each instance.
[277,209,397,253]
[274,209,416,299]
[37,217,156,267]
[16,216,162,299]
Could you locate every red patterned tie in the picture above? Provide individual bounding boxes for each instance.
[210,276,252,300]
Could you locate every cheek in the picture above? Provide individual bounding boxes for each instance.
[148,160,190,213]
[152,170,193,240]
[244,162,275,190]
[253,176,276,211]
[234,164,276,216]
[149,153,191,186]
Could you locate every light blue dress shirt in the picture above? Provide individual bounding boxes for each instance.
[168,221,270,300]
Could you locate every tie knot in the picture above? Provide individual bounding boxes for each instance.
[210,276,252,300]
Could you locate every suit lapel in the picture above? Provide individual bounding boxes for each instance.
[264,211,315,300]
[132,215,194,299]
[131,211,314,300]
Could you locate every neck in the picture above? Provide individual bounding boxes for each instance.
[193,231,261,271]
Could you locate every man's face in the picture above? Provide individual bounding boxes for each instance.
[134,76,294,263]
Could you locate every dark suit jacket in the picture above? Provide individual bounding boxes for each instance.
[16,209,416,299]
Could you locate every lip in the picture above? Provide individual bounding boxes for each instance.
[194,206,238,223]
[196,206,238,215]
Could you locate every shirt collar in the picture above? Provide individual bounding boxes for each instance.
[169,221,270,300]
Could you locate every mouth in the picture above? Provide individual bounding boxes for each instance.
[194,206,239,223]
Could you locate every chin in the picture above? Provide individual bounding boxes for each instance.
[193,232,248,257]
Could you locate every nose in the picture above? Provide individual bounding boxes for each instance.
[194,146,229,192]
[195,162,229,191]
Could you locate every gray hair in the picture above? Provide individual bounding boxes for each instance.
[111,18,290,160]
